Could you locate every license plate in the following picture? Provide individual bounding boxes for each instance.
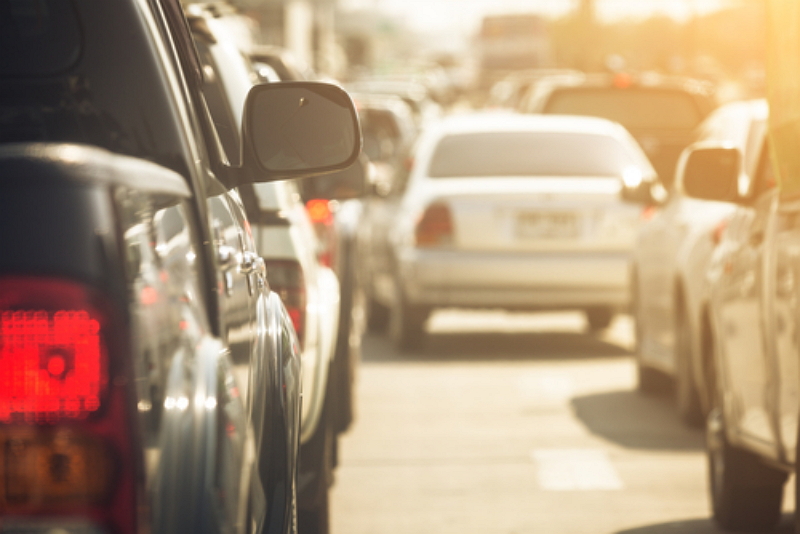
[516,212,579,239]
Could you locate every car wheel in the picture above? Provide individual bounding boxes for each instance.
[631,273,670,395]
[366,295,390,333]
[707,408,787,532]
[332,281,363,435]
[675,305,703,427]
[298,396,334,534]
[585,307,613,330]
[389,281,428,351]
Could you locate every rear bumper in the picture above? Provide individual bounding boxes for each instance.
[398,248,631,311]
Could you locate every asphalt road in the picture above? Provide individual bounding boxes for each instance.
[330,310,796,534]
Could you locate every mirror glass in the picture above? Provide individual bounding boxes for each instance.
[682,147,740,201]
[247,82,360,174]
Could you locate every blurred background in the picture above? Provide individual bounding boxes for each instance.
[232,0,765,106]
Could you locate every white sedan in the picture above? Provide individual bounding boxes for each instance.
[373,112,656,349]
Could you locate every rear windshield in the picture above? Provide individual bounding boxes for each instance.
[543,88,703,130]
[0,0,82,76]
[428,131,645,178]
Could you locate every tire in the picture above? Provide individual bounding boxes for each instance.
[631,274,670,395]
[332,265,363,435]
[585,307,613,330]
[636,363,670,395]
[675,305,704,427]
[366,296,389,333]
[388,281,428,351]
[297,395,334,534]
[706,408,787,532]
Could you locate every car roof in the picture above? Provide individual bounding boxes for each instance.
[429,112,631,138]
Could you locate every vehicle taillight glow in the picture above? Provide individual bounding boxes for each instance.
[266,261,306,349]
[306,199,333,225]
[613,72,633,88]
[640,205,658,222]
[0,311,105,423]
[712,218,729,246]
[306,199,338,268]
[0,277,135,533]
[415,202,454,247]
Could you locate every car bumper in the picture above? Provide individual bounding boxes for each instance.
[398,248,631,310]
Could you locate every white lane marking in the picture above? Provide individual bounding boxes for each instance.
[531,448,623,491]
[517,373,574,403]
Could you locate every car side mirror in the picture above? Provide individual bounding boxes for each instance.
[678,144,741,202]
[621,179,668,206]
[242,82,361,181]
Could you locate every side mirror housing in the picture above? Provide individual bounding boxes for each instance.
[241,82,361,182]
[621,179,668,206]
[678,144,741,202]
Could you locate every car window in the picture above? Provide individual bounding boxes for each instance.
[543,88,703,130]
[0,0,81,76]
[195,42,242,166]
[427,131,647,178]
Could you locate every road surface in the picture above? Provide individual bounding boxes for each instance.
[330,310,795,534]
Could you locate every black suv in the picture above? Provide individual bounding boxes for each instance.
[0,1,359,534]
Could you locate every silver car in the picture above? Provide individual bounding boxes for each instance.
[373,112,655,349]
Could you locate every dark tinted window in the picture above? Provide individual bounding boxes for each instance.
[543,88,703,130]
[195,41,242,166]
[428,132,642,178]
[0,0,81,76]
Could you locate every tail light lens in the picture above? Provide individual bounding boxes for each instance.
[712,218,729,246]
[0,276,135,533]
[266,261,306,349]
[415,202,454,247]
[306,199,337,268]
[640,205,658,222]
[306,199,333,226]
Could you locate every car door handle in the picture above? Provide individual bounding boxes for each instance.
[239,252,265,296]
[239,251,261,275]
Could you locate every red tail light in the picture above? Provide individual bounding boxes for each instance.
[306,199,333,225]
[712,218,729,246]
[640,205,658,222]
[415,202,454,247]
[306,199,337,268]
[0,277,135,534]
[266,261,306,348]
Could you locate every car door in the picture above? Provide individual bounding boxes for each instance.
[208,188,265,363]
[761,144,800,464]
[635,193,680,369]
[714,186,775,446]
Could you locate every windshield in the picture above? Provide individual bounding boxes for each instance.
[428,131,644,178]
[543,88,703,130]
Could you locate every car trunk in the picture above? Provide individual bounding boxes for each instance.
[421,177,642,254]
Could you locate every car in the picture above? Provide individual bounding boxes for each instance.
[184,6,365,532]
[297,158,371,440]
[251,45,317,83]
[347,94,420,331]
[628,99,767,425]
[0,1,360,533]
[346,78,442,130]
[247,34,372,442]
[679,118,787,531]
[519,72,717,186]
[375,112,655,349]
